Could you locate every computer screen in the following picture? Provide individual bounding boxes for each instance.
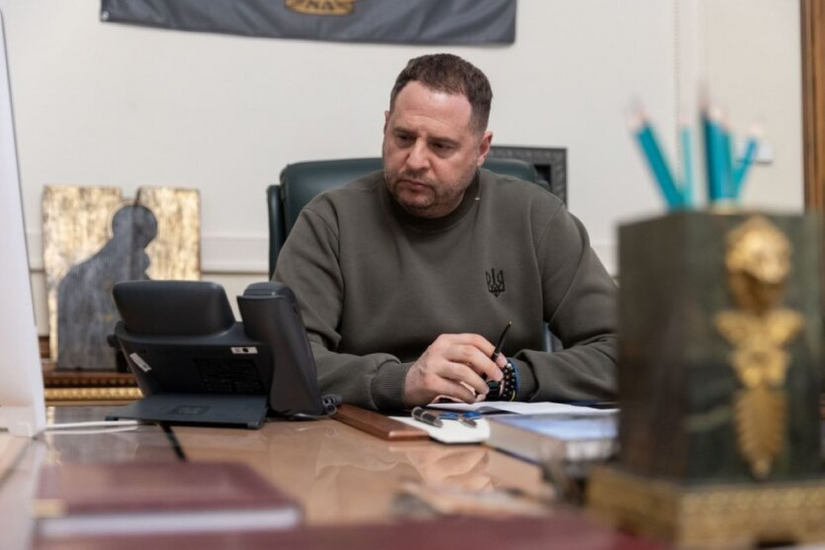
[0,11,47,437]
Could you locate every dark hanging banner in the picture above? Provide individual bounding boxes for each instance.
[100,0,516,45]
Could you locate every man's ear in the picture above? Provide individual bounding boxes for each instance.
[476,130,493,166]
[383,110,390,134]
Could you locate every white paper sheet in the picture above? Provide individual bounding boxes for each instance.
[426,401,617,416]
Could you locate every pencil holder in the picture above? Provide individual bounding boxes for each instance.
[616,210,823,482]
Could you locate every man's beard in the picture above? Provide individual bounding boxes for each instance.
[383,164,478,219]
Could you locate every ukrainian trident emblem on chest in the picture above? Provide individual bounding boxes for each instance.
[486,268,505,297]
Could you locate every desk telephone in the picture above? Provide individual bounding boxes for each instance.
[107,281,332,428]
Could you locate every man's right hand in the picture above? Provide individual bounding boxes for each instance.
[403,333,507,407]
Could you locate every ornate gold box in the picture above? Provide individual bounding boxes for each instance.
[590,211,825,548]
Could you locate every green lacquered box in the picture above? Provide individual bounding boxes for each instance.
[617,211,823,483]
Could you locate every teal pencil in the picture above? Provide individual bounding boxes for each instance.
[702,109,717,202]
[733,127,761,198]
[719,115,735,201]
[703,106,728,203]
[632,114,682,209]
[679,123,694,209]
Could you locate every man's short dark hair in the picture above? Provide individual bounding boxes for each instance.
[389,53,492,133]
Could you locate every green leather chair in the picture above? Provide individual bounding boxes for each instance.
[267,157,544,278]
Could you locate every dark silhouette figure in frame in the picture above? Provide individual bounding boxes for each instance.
[57,204,158,371]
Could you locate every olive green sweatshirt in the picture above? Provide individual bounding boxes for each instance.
[274,168,617,411]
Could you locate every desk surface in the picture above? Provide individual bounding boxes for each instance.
[2,406,663,549]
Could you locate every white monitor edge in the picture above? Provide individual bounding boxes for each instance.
[0,9,46,437]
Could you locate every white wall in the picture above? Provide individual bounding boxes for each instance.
[0,0,803,334]
[700,0,803,212]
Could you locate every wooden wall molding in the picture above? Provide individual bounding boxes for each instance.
[802,0,825,212]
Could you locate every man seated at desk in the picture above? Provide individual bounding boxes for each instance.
[275,53,617,411]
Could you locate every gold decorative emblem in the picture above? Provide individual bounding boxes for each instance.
[285,0,358,16]
[715,216,803,479]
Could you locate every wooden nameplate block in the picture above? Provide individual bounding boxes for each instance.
[588,464,825,548]
[334,404,428,441]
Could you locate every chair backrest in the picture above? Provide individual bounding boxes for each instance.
[268,157,543,278]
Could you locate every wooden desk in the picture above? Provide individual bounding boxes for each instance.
[2,406,664,549]
[175,419,549,525]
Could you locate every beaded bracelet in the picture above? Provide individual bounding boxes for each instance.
[487,360,519,401]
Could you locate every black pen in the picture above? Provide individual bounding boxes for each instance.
[411,406,443,428]
[490,321,512,362]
